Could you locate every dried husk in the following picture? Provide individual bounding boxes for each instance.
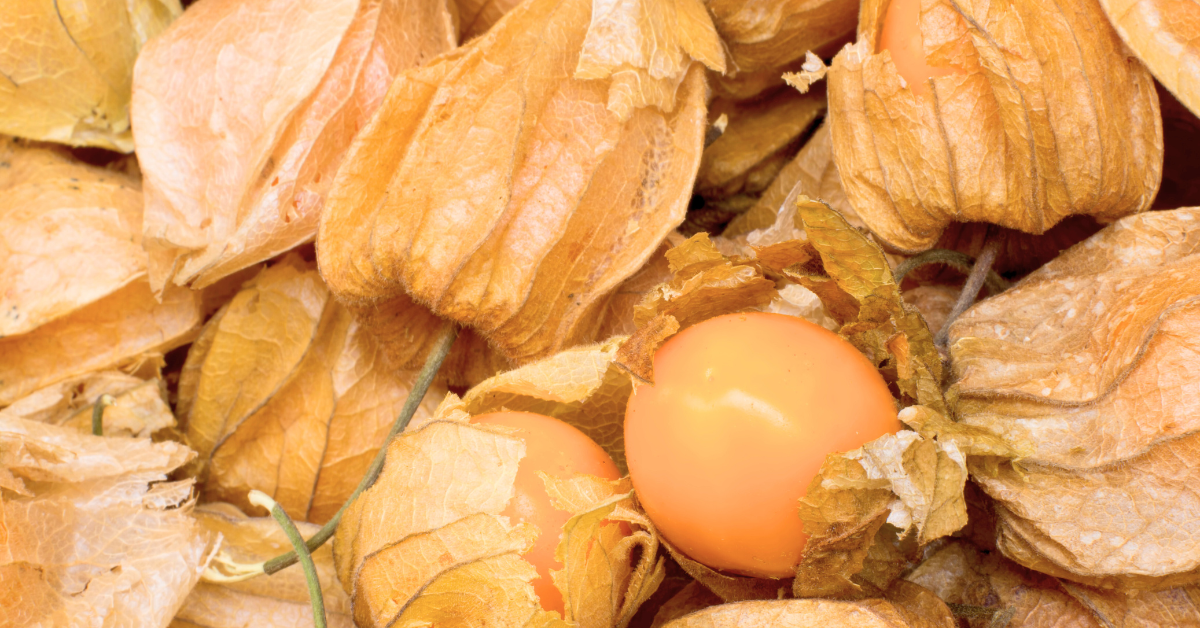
[316,0,722,368]
[133,0,457,292]
[332,378,663,626]
[822,0,1163,253]
[706,0,858,75]
[906,540,1200,627]
[180,254,444,524]
[455,0,523,40]
[0,371,173,438]
[0,416,212,626]
[1099,0,1200,119]
[0,0,180,151]
[949,207,1200,590]
[698,89,826,199]
[170,504,353,628]
[657,580,956,627]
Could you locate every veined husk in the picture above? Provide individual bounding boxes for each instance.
[707,0,858,75]
[179,254,445,524]
[171,504,354,628]
[133,0,457,292]
[0,0,180,151]
[0,415,212,626]
[1099,0,1200,119]
[455,0,523,40]
[820,0,1163,253]
[949,208,1200,590]
[332,346,664,627]
[0,370,173,439]
[316,0,722,368]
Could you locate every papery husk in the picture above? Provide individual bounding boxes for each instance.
[0,0,180,151]
[180,254,444,524]
[133,0,457,292]
[455,0,524,40]
[0,370,173,438]
[698,88,825,199]
[317,0,721,368]
[0,416,212,626]
[706,0,858,75]
[822,0,1163,253]
[0,138,144,337]
[170,504,353,628]
[1099,0,1200,119]
[949,207,1200,590]
[658,580,956,627]
[906,539,1200,627]
[332,389,662,626]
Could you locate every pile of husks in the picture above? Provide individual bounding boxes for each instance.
[3,0,1200,625]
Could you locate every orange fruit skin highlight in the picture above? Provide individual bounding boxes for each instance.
[624,313,900,578]
[879,0,962,97]
[470,411,622,614]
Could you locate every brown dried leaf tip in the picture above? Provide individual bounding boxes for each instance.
[950,207,1200,591]
[317,0,722,371]
[133,0,457,291]
[333,365,663,626]
[819,0,1163,253]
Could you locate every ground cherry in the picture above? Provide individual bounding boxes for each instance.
[879,0,963,97]
[470,411,622,613]
[624,312,900,578]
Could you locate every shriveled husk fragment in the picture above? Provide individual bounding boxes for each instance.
[658,580,956,627]
[171,504,353,628]
[180,254,443,524]
[0,0,180,151]
[820,0,1163,253]
[906,540,1200,627]
[0,138,144,337]
[698,89,825,199]
[706,0,858,75]
[333,387,662,626]
[1099,0,1200,119]
[0,416,211,626]
[0,371,173,438]
[133,0,457,292]
[949,207,1200,590]
[317,0,722,367]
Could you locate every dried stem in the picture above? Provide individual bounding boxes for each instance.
[250,490,326,628]
[934,234,1003,348]
[893,248,1009,294]
[91,394,114,436]
[262,324,459,575]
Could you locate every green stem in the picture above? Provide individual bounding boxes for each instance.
[893,248,1009,295]
[935,236,1003,348]
[251,491,326,628]
[91,395,114,436]
[262,324,459,575]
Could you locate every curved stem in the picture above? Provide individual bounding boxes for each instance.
[935,235,1003,348]
[251,491,326,628]
[262,324,459,575]
[91,394,114,436]
[894,248,1009,295]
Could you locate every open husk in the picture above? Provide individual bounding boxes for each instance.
[133,0,457,292]
[331,349,663,626]
[821,0,1163,253]
[316,0,721,368]
[949,207,1200,590]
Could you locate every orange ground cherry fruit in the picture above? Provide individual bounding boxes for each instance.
[879,0,963,97]
[470,411,623,614]
[624,312,901,578]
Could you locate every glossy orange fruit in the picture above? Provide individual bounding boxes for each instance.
[878,0,963,97]
[624,312,900,578]
[471,411,622,613]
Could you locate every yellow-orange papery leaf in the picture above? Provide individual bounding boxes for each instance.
[950,207,1200,590]
[1099,0,1200,119]
[133,0,457,292]
[0,138,144,337]
[707,0,858,74]
[823,0,1163,253]
[0,416,211,626]
[317,0,718,367]
[0,0,180,151]
[171,504,353,628]
[0,371,173,438]
[180,254,443,524]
